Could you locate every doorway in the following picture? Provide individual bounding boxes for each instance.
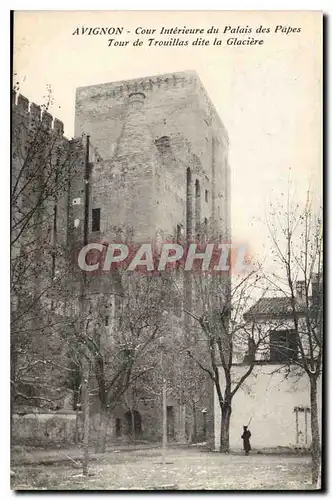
[124,410,142,439]
[167,406,175,441]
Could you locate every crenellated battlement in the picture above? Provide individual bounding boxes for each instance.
[12,92,66,138]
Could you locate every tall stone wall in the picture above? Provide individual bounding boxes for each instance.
[11,73,231,444]
[11,93,88,410]
[73,71,231,446]
[11,92,87,269]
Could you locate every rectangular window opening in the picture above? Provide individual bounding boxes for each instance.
[270,330,297,363]
[205,189,209,202]
[92,208,101,232]
[176,224,182,242]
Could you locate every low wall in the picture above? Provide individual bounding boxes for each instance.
[12,412,82,446]
[12,408,160,447]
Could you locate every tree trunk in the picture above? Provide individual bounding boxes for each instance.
[81,359,90,476]
[192,401,197,443]
[10,355,17,446]
[95,406,108,453]
[310,376,321,487]
[131,409,136,444]
[75,405,80,445]
[203,412,207,442]
[179,404,186,444]
[220,403,232,453]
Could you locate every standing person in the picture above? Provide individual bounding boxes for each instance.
[241,425,251,456]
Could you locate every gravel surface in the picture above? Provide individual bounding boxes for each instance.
[11,446,314,491]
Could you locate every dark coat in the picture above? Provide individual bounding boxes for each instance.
[241,429,251,452]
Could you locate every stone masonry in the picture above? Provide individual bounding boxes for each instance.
[74,71,230,244]
[73,71,231,444]
[12,71,231,446]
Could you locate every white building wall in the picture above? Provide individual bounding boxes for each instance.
[214,364,322,451]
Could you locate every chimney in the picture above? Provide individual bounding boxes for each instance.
[114,91,154,160]
[296,281,306,302]
[311,273,322,307]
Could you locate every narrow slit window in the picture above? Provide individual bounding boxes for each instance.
[204,217,208,238]
[92,208,101,232]
[176,224,181,242]
[205,189,209,202]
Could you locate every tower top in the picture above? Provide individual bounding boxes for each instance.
[77,70,198,97]
[76,70,228,144]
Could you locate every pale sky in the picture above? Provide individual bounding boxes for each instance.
[13,10,322,263]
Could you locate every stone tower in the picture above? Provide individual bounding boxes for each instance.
[74,71,231,443]
[74,70,230,245]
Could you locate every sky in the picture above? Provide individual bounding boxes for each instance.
[13,10,322,264]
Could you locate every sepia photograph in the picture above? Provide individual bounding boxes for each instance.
[10,9,323,491]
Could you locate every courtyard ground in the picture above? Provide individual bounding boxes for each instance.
[11,445,314,491]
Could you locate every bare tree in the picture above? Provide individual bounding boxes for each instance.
[180,270,268,452]
[85,272,173,453]
[11,88,84,410]
[162,332,210,444]
[266,190,323,486]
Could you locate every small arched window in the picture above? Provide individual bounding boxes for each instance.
[155,136,171,155]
